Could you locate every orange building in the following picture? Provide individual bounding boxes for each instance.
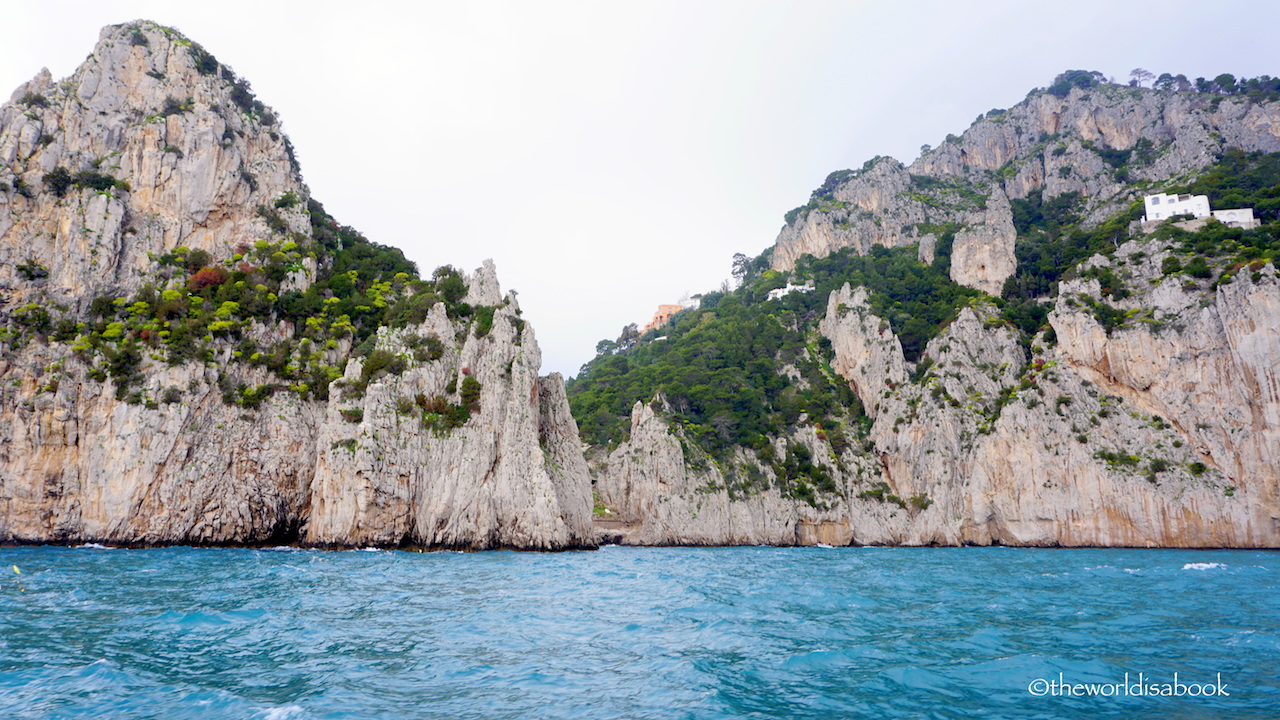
[643,304,684,333]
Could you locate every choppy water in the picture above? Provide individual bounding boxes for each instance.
[0,545,1276,719]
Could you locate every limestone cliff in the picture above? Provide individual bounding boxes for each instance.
[0,22,593,549]
[592,401,879,547]
[949,189,1017,296]
[577,72,1280,548]
[0,22,303,309]
[771,81,1280,292]
[304,267,594,550]
[587,260,1280,547]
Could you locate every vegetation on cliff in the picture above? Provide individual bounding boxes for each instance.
[567,222,983,499]
[569,147,1280,494]
[5,186,500,410]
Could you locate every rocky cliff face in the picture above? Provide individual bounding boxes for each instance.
[576,75,1280,548]
[304,265,594,550]
[592,400,880,547]
[0,22,593,549]
[0,22,302,309]
[590,254,1280,547]
[816,285,906,420]
[948,189,1017,295]
[771,83,1280,290]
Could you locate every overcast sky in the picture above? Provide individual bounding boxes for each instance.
[6,1,1280,375]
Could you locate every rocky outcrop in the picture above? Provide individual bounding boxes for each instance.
[817,284,907,419]
[0,22,594,549]
[591,247,1280,547]
[948,188,1016,295]
[304,282,594,550]
[578,75,1280,548]
[0,21,303,310]
[0,262,594,548]
[0,354,318,545]
[771,83,1280,273]
[771,158,932,272]
[592,401,874,546]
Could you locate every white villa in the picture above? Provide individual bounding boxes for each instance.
[766,282,815,301]
[1142,192,1258,229]
[1143,192,1210,222]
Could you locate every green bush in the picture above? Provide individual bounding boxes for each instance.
[40,187,477,416]
[361,349,406,388]
[1047,69,1105,98]
[460,375,482,410]
[13,304,51,334]
[72,170,125,192]
[51,318,79,342]
[161,96,192,116]
[1094,449,1140,467]
[1186,256,1213,279]
[435,267,467,304]
[16,257,49,280]
[103,341,143,400]
[1089,300,1127,334]
[238,385,272,408]
[474,306,495,337]
[42,167,73,197]
[385,292,440,328]
[187,44,219,75]
[230,80,256,113]
[184,248,212,274]
[413,335,445,362]
[256,206,289,234]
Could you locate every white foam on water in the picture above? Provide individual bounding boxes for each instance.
[1183,562,1224,570]
[262,705,307,720]
[75,543,114,550]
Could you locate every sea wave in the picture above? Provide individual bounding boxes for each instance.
[0,545,1270,719]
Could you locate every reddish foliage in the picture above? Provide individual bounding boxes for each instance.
[461,367,471,376]
[188,265,230,291]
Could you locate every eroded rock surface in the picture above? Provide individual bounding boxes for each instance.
[0,23,593,549]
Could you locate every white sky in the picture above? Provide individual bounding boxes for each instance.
[6,1,1280,375]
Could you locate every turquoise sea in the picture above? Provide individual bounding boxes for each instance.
[0,545,1276,719]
